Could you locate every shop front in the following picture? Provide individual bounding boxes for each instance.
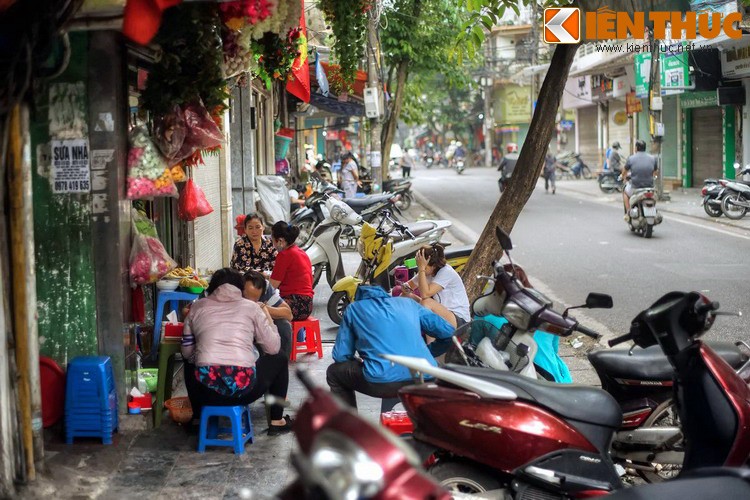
[494,84,532,149]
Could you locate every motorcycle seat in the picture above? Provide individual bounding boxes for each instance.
[390,221,437,242]
[446,364,622,429]
[588,342,748,382]
[345,193,393,208]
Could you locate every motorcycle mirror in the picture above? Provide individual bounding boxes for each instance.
[585,293,614,309]
[495,226,513,250]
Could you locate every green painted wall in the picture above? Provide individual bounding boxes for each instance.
[30,33,97,366]
[724,106,736,179]
[661,97,678,179]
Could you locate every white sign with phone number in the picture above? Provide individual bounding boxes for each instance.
[51,139,91,193]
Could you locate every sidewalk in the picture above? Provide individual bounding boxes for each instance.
[553,178,750,232]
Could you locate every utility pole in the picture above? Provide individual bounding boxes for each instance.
[648,31,668,201]
[367,8,383,192]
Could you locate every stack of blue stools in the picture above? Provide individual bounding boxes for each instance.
[65,356,118,445]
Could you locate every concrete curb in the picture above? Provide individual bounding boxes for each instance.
[411,189,479,245]
[556,183,750,232]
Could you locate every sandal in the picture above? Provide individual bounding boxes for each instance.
[267,415,294,436]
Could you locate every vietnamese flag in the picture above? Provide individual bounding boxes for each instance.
[286,0,310,102]
[123,0,183,45]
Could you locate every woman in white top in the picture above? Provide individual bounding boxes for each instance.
[340,152,361,198]
[402,244,470,328]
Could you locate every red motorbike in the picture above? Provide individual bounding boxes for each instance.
[277,369,450,500]
[385,289,750,497]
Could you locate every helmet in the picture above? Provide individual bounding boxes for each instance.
[612,141,621,149]
[635,139,647,152]
[456,142,462,147]
[506,143,518,153]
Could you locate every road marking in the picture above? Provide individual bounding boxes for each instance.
[663,213,750,241]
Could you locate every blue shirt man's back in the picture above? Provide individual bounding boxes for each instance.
[332,286,455,383]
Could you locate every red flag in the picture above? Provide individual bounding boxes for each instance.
[286,0,310,102]
[123,0,182,46]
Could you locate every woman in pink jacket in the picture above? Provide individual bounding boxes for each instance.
[181,268,292,435]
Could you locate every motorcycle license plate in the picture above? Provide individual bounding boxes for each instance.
[643,206,657,217]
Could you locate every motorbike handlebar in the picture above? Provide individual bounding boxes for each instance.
[608,333,634,348]
[576,324,602,340]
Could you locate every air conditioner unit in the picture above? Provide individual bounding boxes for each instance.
[364,86,382,118]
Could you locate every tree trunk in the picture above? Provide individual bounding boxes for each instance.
[381,59,409,169]
[460,44,578,301]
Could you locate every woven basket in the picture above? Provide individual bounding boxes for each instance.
[164,397,193,424]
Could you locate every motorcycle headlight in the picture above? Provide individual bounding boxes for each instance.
[502,301,531,330]
[331,204,348,223]
[310,431,384,500]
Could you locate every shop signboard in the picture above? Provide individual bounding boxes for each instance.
[500,85,532,123]
[680,90,718,109]
[612,75,629,98]
[721,44,750,79]
[51,139,91,193]
[635,53,651,98]
[626,92,643,114]
[591,74,613,101]
[634,46,689,98]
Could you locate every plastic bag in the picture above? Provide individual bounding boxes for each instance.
[178,179,214,221]
[129,209,177,285]
[126,127,179,199]
[153,105,187,164]
[176,100,224,163]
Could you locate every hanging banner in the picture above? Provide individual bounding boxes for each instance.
[51,139,91,193]
[626,92,643,114]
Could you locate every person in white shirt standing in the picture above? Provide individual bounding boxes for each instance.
[401,244,470,328]
[340,152,361,198]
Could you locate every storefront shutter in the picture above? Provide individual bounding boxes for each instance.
[691,107,723,185]
[577,105,599,168]
[192,154,224,271]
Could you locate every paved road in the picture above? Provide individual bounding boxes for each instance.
[410,164,750,344]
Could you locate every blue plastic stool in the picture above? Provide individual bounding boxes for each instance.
[152,290,199,359]
[197,405,254,454]
[65,356,118,445]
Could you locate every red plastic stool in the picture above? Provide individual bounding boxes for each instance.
[290,316,323,361]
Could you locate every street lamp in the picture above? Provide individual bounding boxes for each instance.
[479,76,493,168]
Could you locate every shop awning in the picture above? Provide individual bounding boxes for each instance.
[309,92,365,117]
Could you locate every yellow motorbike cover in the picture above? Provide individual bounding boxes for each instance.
[331,276,362,301]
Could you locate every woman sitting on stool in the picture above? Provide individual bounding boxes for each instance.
[181,268,293,436]
[269,221,314,321]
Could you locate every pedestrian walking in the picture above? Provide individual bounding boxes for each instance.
[543,152,557,194]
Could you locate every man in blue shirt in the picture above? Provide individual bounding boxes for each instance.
[327,285,455,409]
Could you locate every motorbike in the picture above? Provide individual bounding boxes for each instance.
[720,179,750,220]
[558,151,592,179]
[701,178,728,217]
[327,211,461,325]
[291,180,345,249]
[423,153,435,169]
[383,178,413,211]
[277,369,450,500]
[626,187,663,238]
[598,169,624,193]
[386,287,750,497]
[306,196,363,290]
[454,158,465,175]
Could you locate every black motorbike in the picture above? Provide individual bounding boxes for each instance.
[599,169,624,193]
[383,178,412,211]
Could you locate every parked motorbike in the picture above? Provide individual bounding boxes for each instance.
[386,288,750,496]
[626,188,663,238]
[701,178,728,217]
[327,212,457,325]
[277,369,450,500]
[306,196,363,290]
[291,180,344,249]
[383,178,413,211]
[720,179,750,220]
[599,169,624,193]
[558,151,592,179]
[605,468,750,500]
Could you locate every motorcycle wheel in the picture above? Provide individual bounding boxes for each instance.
[327,291,349,325]
[599,175,617,193]
[721,193,748,220]
[703,199,723,217]
[636,401,684,483]
[581,165,593,179]
[429,460,503,494]
[395,192,412,211]
[644,224,653,239]
[312,264,324,289]
[296,218,316,249]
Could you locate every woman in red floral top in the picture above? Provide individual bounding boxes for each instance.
[230,213,277,275]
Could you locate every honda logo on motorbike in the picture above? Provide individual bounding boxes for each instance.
[544,7,581,44]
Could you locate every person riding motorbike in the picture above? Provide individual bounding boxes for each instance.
[623,139,658,220]
[454,142,466,160]
[497,143,519,192]
[608,141,623,173]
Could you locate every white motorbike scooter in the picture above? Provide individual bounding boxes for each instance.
[306,196,363,289]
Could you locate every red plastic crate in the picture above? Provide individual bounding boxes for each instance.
[380,411,414,435]
[130,394,152,411]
